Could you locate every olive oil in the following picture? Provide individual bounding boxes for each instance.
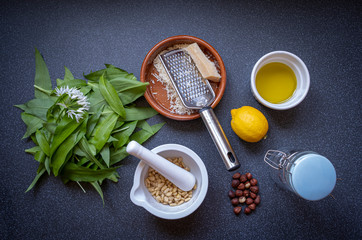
[256,62,297,104]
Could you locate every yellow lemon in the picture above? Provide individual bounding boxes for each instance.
[230,106,268,143]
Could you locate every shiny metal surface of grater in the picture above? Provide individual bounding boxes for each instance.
[159,48,240,171]
[159,49,215,109]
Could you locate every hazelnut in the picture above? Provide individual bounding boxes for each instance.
[240,174,247,183]
[228,190,236,198]
[250,192,257,199]
[244,207,251,214]
[232,172,241,179]
[235,190,243,197]
[243,190,250,197]
[246,172,252,180]
[249,203,256,211]
[254,195,261,205]
[246,197,253,205]
[231,179,240,188]
[250,186,259,194]
[234,206,242,215]
[239,196,246,204]
[237,183,245,190]
[250,178,258,186]
[244,181,251,189]
[231,198,239,206]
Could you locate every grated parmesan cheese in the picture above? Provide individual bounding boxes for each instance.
[153,44,196,115]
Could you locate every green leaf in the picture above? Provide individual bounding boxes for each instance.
[64,66,74,81]
[88,87,106,113]
[57,79,87,88]
[90,181,104,205]
[130,122,165,144]
[137,120,153,134]
[35,129,50,156]
[43,122,57,135]
[34,48,52,98]
[99,74,125,117]
[25,166,46,192]
[113,120,138,149]
[100,144,110,168]
[89,112,118,153]
[15,98,55,121]
[25,146,41,155]
[84,66,129,82]
[21,112,45,139]
[50,116,83,156]
[110,147,128,166]
[52,130,79,176]
[109,78,148,105]
[34,150,46,163]
[123,106,158,121]
[77,137,106,169]
[61,162,118,182]
[86,105,104,138]
[44,157,51,175]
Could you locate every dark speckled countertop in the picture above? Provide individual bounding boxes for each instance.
[1,0,361,239]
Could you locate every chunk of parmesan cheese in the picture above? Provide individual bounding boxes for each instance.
[184,43,221,82]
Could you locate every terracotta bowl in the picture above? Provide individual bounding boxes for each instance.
[140,35,226,121]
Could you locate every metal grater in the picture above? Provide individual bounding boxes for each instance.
[159,48,240,171]
[159,49,215,109]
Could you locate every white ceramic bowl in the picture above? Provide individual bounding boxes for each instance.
[130,144,208,220]
[251,51,310,110]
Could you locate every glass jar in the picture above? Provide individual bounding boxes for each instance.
[264,150,336,201]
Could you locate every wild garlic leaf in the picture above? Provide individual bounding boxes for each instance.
[130,122,165,145]
[89,112,118,153]
[34,48,52,99]
[86,105,104,138]
[15,98,55,121]
[52,131,78,176]
[25,167,46,193]
[44,157,51,175]
[88,88,105,113]
[35,129,50,157]
[100,144,110,168]
[25,146,41,155]
[77,137,105,169]
[107,172,120,182]
[90,181,104,205]
[50,116,84,156]
[112,120,138,149]
[136,120,154,134]
[61,162,118,182]
[57,79,87,88]
[109,77,147,92]
[52,119,87,177]
[110,147,128,166]
[123,106,158,121]
[34,150,46,163]
[84,66,129,82]
[99,74,125,118]
[21,112,45,139]
[64,66,74,81]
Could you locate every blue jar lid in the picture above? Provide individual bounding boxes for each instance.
[290,153,336,201]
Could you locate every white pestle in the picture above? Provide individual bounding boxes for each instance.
[126,141,196,191]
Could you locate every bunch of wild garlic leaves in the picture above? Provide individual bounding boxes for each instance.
[16,49,164,202]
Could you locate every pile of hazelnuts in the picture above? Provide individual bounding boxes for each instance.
[228,172,260,215]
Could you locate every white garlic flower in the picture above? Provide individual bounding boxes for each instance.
[54,86,90,122]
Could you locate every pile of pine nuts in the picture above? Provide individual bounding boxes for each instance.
[145,157,196,206]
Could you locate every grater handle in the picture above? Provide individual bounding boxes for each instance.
[199,107,240,171]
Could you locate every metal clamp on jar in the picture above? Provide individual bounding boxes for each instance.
[264,150,336,201]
